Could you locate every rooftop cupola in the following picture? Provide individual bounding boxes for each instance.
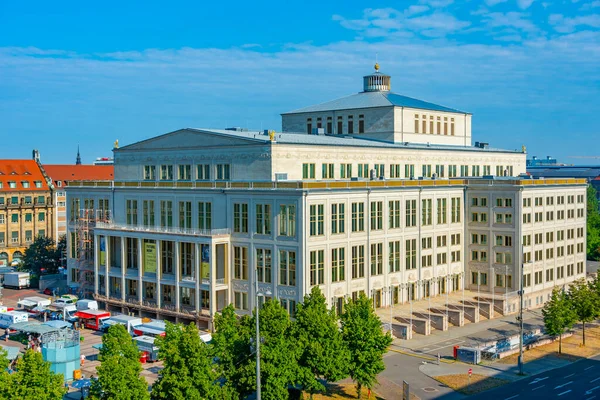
[363,63,391,92]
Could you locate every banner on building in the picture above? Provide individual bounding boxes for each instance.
[144,241,157,273]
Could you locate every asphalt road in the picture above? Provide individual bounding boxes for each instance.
[469,354,600,400]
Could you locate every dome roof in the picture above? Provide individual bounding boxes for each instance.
[363,64,391,92]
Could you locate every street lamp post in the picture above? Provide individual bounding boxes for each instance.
[518,256,526,376]
[255,268,272,400]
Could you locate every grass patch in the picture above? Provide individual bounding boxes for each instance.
[299,384,386,399]
[498,325,600,365]
[434,373,509,395]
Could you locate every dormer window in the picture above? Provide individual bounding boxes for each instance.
[22,181,30,188]
[56,181,62,187]
[8,181,16,189]
[359,115,365,134]
[34,181,42,188]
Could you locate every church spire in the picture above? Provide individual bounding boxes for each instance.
[76,146,82,165]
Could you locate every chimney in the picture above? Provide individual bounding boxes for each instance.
[32,149,40,162]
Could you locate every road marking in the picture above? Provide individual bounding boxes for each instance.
[531,385,545,391]
[529,377,549,385]
[504,395,519,400]
[586,366,595,371]
[558,390,572,396]
[564,373,575,379]
[586,386,600,395]
[592,377,600,383]
[554,381,573,389]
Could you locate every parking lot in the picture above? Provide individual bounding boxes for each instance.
[0,287,163,397]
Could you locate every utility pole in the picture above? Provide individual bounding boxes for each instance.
[255,268,261,400]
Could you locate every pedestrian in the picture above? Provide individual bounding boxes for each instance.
[80,353,86,367]
[4,328,8,342]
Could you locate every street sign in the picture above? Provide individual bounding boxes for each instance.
[402,381,409,400]
[468,368,472,376]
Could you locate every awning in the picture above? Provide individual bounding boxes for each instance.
[9,321,59,335]
[17,300,37,308]
[0,345,21,360]
[134,325,165,336]
[43,320,72,329]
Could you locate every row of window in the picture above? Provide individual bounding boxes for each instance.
[302,163,514,180]
[0,230,45,245]
[523,243,586,262]
[414,114,456,135]
[523,208,585,224]
[524,194,585,208]
[309,198,462,236]
[0,181,44,189]
[142,164,232,181]
[307,115,365,135]
[0,196,46,206]
[522,228,585,246]
[308,244,462,286]
[0,212,46,224]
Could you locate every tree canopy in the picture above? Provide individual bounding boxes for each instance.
[341,293,392,399]
[542,288,577,353]
[568,279,599,346]
[20,235,66,275]
[91,324,149,400]
[0,349,66,400]
[294,287,349,398]
[587,185,600,260]
[151,322,222,400]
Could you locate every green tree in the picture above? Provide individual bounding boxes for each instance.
[587,185,600,260]
[542,288,577,354]
[341,293,392,399]
[0,349,66,400]
[212,305,254,398]
[0,349,14,396]
[151,322,221,400]
[91,324,149,400]
[568,279,599,346]
[20,235,63,275]
[294,287,349,398]
[253,299,300,400]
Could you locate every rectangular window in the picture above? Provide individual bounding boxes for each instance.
[302,163,316,179]
[234,292,249,311]
[310,250,324,285]
[340,164,352,179]
[406,239,417,270]
[351,202,365,232]
[256,248,272,283]
[279,205,296,237]
[451,197,461,223]
[144,165,156,181]
[358,116,365,134]
[422,199,432,226]
[405,164,415,178]
[256,204,272,235]
[327,117,333,134]
[197,202,212,230]
[143,200,155,227]
[178,165,191,180]
[321,163,334,179]
[436,198,447,225]
[160,200,173,227]
[179,201,192,229]
[197,164,210,180]
[309,204,324,236]
[25,230,32,242]
[160,165,173,180]
[233,246,248,280]
[389,200,401,229]
[370,243,383,275]
[347,116,354,134]
[351,245,365,279]
[233,203,249,233]
[389,164,401,178]
[279,250,296,286]
[126,200,138,225]
[389,241,401,272]
[11,214,18,223]
[331,203,345,234]
[422,165,432,177]
[337,117,343,134]
[374,164,385,178]
[357,164,369,178]
[406,199,417,227]
[331,247,345,282]
[24,213,32,222]
[370,201,383,231]
[216,164,231,180]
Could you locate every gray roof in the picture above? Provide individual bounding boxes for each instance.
[527,166,600,179]
[186,128,519,154]
[282,91,468,115]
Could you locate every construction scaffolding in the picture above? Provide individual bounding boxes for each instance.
[74,206,110,298]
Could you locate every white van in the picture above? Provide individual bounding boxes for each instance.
[100,315,143,334]
[76,299,99,311]
[0,311,29,329]
[49,303,78,322]
[17,296,51,311]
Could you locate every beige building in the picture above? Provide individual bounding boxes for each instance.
[65,66,586,330]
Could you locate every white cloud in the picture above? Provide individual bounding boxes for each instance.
[517,0,536,9]
[580,0,600,10]
[485,0,508,6]
[549,13,600,32]
[483,12,538,32]
[419,0,454,7]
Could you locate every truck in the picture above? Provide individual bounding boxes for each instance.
[74,310,111,330]
[132,320,166,338]
[76,299,99,311]
[0,311,29,329]
[3,272,30,289]
[100,315,143,334]
[133,336,160,362]
[48,303,78,322]
[17,296,51,312]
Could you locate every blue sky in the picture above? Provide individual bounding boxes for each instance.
[1,0,599,164]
